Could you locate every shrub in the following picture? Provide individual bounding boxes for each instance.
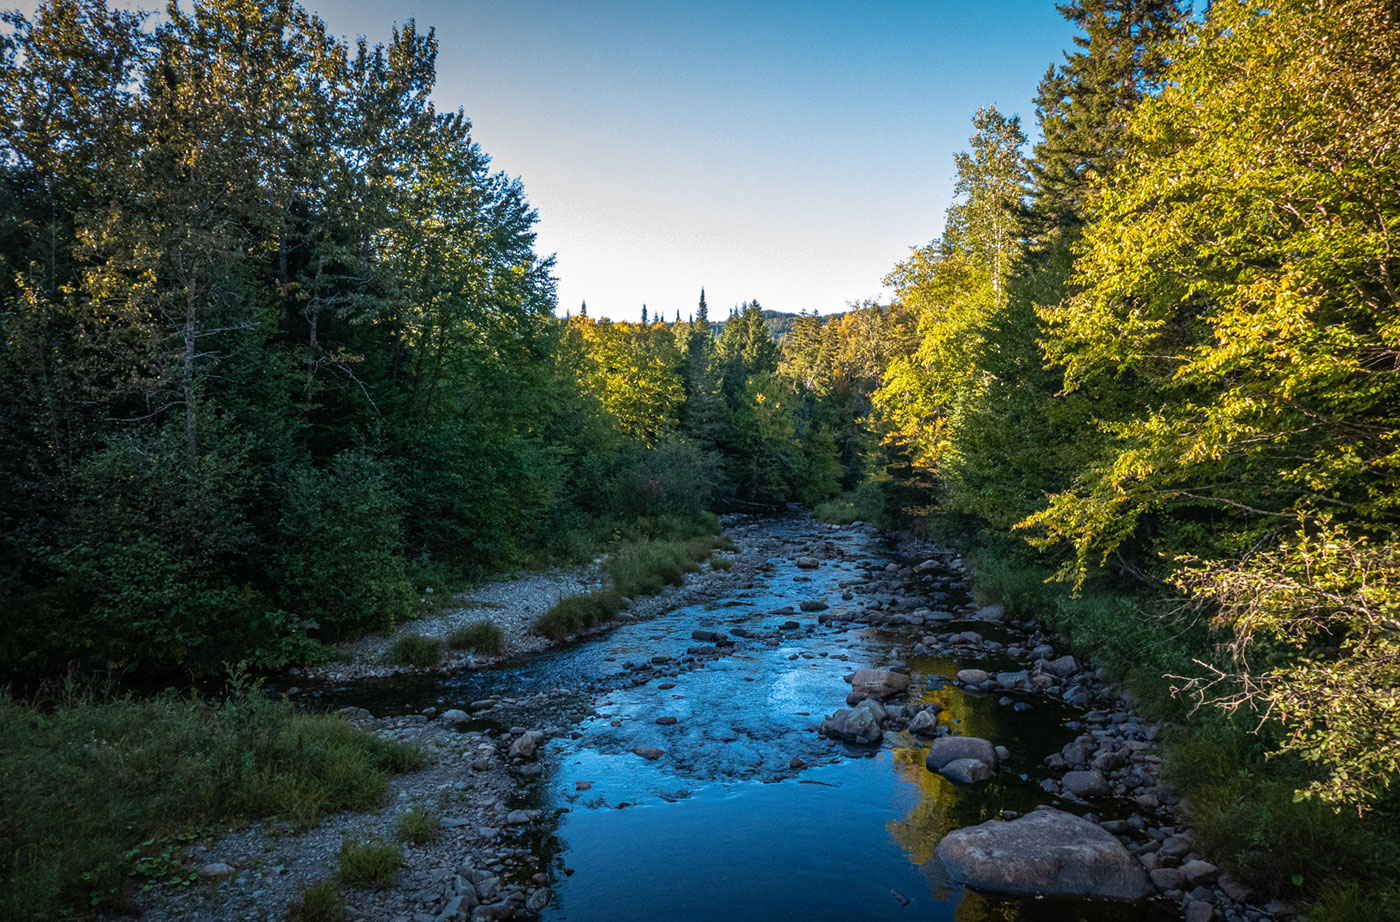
[535,591,624,640]
[711,557,733,570]
[276,453,415,641]
[396,807,439,844]
[389,635,442,668]
[288,877,343,922]
[446,621,503,655]
[335,838,401,889]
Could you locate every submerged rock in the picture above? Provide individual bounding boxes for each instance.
[936,808,1153,900]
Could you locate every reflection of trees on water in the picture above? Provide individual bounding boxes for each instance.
[884,679,1023,910]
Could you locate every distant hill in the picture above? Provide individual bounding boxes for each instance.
[711,309,845,341]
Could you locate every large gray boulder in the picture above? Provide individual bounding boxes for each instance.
[936,808,1153,900]
[925,735,998,772]
[820,707,882,744]
[845,668,912,704]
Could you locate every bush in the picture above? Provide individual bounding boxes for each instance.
[396,807,439,844]
[812,481,888,527]
[389,635,442,668]
[276,453,415,641]
[446,621,503,655]
[711,557,733,570]
[288,877,343,922]
[0,681,420,919]
[335,838,401,889]
[534,591,624,640]
[607,535,719,598]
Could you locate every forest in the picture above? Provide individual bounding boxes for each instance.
[1,0,1397,919]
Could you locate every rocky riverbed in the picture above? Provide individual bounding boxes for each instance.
[116,516,1294,922]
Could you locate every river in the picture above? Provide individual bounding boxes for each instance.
[317,517,1177,922]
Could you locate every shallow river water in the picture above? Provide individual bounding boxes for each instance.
[327,519,1176,922]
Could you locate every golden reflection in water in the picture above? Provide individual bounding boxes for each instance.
[885,674,1028,918]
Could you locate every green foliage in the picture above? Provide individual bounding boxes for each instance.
[396,807,439,845]
[446,621,504,655]
[0,681,418,919]
[335,838,401,890]
[388,635,443,669]
[277,454,415,640]
[288,878,344,922]
[534,591,624,640]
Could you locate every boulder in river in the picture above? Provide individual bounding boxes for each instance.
[936,807,1153,900]
[845,668,911,704]
[940,757,992,785]
[632,746,664,761]
[955,668,989,685]
[820,707,882,744]
[925,735,998,772]
[799,599,829,612]
[907,709,940,736]
[795,556,821,569]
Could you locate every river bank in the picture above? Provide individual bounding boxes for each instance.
[114,515,1291,922]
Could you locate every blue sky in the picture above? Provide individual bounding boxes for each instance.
[302,1,1081,321]
[37,1,1083,321]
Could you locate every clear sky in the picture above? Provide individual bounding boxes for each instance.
[35,0,1084,321]
[295,0,1082,322]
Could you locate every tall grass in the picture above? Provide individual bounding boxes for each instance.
[0,681,421,920]
[534,591,624,640]
[446,621,503,655]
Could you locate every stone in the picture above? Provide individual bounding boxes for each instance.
[956,668,989,685]
[1041,655,1079,677]
[631,746,664,760]
[820,707,882,744]
[441,709,470,724]
[907,709,940,736]
[795,556,821,569]
[1149,867,1186,891]
[655,716,678,725]
[925,736,998,771]
[508,733,537,760]
[525,888,552,912]
[690,629,726,643]
[935,808,1153,900]
[1216,873,1253,904]
[199,862,234,878]
[1064,685,1095,706]
[1061,769,1111,797]
[996,671,1029,689]
[1180,859,1219,886]
[505,810,538,825]
[1159,835,1191,857]
[845,668,911,704]
[1184,900,1215,922]
[799,599,829,612]
[975,602,1005,621]
[940,757,992,785]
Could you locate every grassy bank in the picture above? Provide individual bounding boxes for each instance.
[0,680,421,921]
[534,515,732,639]
[951,527,1400,922]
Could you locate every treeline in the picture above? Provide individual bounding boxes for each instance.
[785,0,1397,913]
[0,0,867,677]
